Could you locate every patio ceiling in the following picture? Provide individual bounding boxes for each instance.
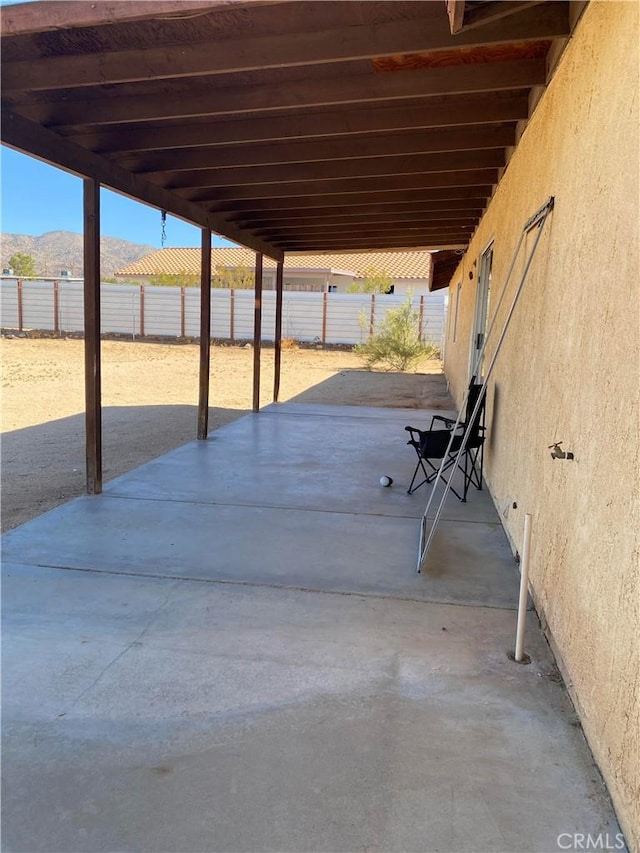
[1,0,572,261]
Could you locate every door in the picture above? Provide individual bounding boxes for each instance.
[469,242,493,379]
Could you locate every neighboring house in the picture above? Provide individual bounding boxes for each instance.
[434,2,638,845]
[116,247,433,294]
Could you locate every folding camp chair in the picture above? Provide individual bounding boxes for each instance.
[405,379,486,501]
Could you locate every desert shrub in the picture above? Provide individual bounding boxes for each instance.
[355,297,438,371]
[347,266,394,294]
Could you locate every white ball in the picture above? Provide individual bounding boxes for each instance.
[379,475,393,487]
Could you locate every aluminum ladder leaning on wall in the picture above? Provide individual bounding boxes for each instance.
[417,196,555,573]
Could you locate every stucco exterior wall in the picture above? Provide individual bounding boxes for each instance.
[442,2,639,847]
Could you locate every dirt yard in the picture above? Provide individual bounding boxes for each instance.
[1,337,451,532]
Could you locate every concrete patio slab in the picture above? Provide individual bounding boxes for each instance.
[102,403,498,525]
[1,402,626,852]
[2,562,622,853]
[1,496,519,608]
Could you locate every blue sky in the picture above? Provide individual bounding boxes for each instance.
[1,146,236,248]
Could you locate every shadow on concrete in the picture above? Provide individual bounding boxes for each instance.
[1,404,247,532]
[288,368,454,410]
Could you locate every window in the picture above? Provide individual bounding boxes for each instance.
[469,242,493,378]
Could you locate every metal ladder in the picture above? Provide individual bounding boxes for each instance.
[417,196,555,572]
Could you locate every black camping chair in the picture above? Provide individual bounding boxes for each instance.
[405,379,486,501]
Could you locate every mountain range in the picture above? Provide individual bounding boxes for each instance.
[1,231,154,277]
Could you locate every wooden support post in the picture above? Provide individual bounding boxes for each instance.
[198,229,212,439]
[83,178,102,494]
[321,290,328,345]
[418,294,425,339]
[17,279,23,331]
[273,258,284,403]
[180,286,186,338]
[53,280,60,335]
[253,252,263,412]
[369,293,376,336]
[139,284,145,337]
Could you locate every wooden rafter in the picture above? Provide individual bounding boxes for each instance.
[1,0,575,255]
[254,219,478,235]
[181,169,498,204]
[1,3,568,91]
[118,125,515,174]
[0,1,273,37]
[162,151,505,191]
[15,60,545,130]
[70,93,530,155]
[280,239,468,251]
[447,1,466,36]
[0,108,282,260]
[461,2,549,34]
[210,186,493,213]
[241,203,483,217]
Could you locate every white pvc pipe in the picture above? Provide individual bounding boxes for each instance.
[515,513,532,662]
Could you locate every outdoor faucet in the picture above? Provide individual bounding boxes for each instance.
[548,442,574,460]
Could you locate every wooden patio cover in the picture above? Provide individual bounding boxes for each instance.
[1,0,574,260]
[0,0,575,492]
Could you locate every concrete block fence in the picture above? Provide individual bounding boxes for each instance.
[0,279,446,348]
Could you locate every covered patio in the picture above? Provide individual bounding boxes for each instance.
[2,2,633,850]
[1,399,623,851]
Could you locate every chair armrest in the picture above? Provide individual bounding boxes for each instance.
[405,425,425,443]
[430,414,456,429]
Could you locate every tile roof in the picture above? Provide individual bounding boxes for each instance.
[116,247,432,280]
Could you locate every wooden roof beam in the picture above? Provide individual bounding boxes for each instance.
[19,60,546,129]
[226,199,488,222]
[182,170,499,203]
[238,216,482,234]
[279,237,469,251]
[447,1,466,36]
[209,187,492,213]
[0,108,282,261]
[2,3,569,92]
[461,2,549,34]
[244,212,482,229]
[162,151,505,190]
[119,125,516,174]
[0,1,254,37]
[68,94,530,154]
[257,229,477,244]
[272,224,475,236]
[252,214,479,233]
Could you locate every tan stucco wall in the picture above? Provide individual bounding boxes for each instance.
[442,2,639,847]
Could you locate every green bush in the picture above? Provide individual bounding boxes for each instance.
[8,253,37,277]
[355,297,438,371]
[347,266,393,294]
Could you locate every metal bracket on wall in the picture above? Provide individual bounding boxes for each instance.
[417,196,555,573]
